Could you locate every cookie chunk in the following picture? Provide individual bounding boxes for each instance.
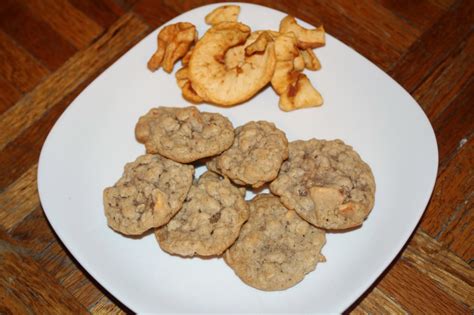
[225,194,326,291]
[155,171,249,256]
[270,139,376,230]
[209,121,288,188]
[103,154,194,235]
[135,107,235,163]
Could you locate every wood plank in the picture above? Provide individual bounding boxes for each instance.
[295,0,406,71]
[379,0,448,31]
[34,239,125,311]
[0,0,77,71]
[0,80,85,191]
[0,286,32,315]
[90,296,127,314]
[133,0,299,29]
[4,189,130,311]
[0,232,89,314]
[377,259,469,314]
[5,203,126,311]
[349,307,367,315]
[0,30,49,93]
[389,0,474,92]
[413,32,474,120]
[421,138,473,246]
[355,287,408,314]
[441,207,473,266]
[35,241,81,283]
[0,12,149,152]
[436,141,473,262]
[132,0,182,29]
[115,0,139,10]
[0,165,39,230]
[23,0,103,50]
[433,78,474,170]
[429,0,457,10]
[8,206,55,252]
[62,269,109,310]
[0,75,21,115]
[311,0,421,47]
[69,0,133,29]
[404,231,474,305]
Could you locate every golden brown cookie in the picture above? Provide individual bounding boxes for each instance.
[103,154,194,235]
[270,139,376,230]
[135,107,234,163]
[156,171,249,256]
[225,194,326,291]
[209,121,288,188]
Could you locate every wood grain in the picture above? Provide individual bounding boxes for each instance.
[378,259,469,314]
[23,0,104,50]
[379,0,448,31]
[435,140,473,262]
[34,238,131,313]
[403,231,474,305]
[0,165,39,230]
[9,206,54,253]
[132,0,183,28]
[296,0,414,71]
[0,30,49,93]
[68,0,133,28]
[36,242,103,307]
[355,287,408,314]
[389,0,474,92]
[0,79,89,191]
[0,75,21,116]
[433,78,474,170]
[0,0,472,313]
[429,0,457,10]
[421,138,473,248]
[413,32,474,120]
[0,0,77,71]
[5,190,127,312]
[0,232,89,314]
[90,296,128,314]
[0,12,148,152]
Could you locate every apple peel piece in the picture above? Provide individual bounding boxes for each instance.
[148,22,197,73]
[205,5,241,25]
[188,22,276,106]
[280,15,325,49]
[279,73,323,111]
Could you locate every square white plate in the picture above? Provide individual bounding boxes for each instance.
[38,2,438,313]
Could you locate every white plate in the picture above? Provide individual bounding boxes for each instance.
[38,2,438,313]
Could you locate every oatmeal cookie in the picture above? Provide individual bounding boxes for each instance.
[103,154,194,235]
[225,194,326,291]
[211,121,288,188]
[135,107,234,163]
[155,171,249,256]
[270,139,376,230]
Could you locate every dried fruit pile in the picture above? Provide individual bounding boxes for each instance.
[147,5,326,111]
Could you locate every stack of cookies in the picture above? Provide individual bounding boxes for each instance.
[103,106,376,291]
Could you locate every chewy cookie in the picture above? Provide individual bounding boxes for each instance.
[156,171,249,256]
[225,194,326,291]
[270,139,376,230]
[103,154,194,235]
[208,121,288,188]
[135,106,234,163]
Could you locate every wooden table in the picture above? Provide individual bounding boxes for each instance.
[0,0,472,313]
